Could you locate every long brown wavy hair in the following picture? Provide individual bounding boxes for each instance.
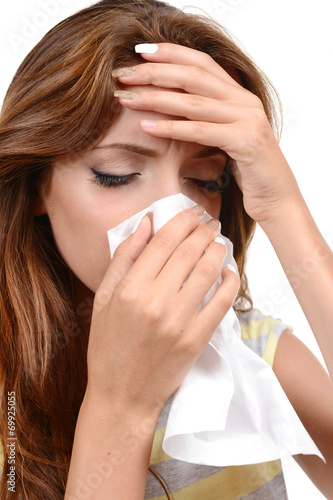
[0,0,281,498]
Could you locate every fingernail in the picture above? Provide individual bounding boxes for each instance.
[112,66,136,78]
[214,235,226,246]
[135,43,158,54]
[114,90,138,100]
[191,204,206,216]
[141,120,157,130]
[206,218,221,234]
[226,264,238,274]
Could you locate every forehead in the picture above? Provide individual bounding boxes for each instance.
[97,85,227,159]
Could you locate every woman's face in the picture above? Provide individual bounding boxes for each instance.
[37,89,228,293]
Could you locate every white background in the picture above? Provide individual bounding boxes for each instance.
[0,1,332,499]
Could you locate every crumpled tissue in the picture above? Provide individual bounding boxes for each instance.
[107,193,324,466]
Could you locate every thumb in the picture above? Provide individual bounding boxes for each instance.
[93,214,152,313]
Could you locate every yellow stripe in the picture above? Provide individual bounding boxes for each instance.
[239,317,278,341]
[262,332,279,367]
[150,427,172,465]
[148,460,282,500]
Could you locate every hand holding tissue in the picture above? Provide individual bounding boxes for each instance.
[107,193,324,467]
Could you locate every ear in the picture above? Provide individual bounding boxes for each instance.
[32,186,47,216]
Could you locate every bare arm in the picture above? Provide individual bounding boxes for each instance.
[261,195,333,379]
[65,387,158,500]
[265,199,333,497]
[273,331,333,498]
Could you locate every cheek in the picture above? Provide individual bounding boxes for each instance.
[44,176,151,292]
[44,181,121,292]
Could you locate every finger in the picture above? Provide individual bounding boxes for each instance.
[125,206,206,283]
[179,239,227,312]
[116,89,245,124]
[93,215,151,312]
[155,219,221,292]
[114,62,237,101]
[194,265,240,347]
[140,119,238,155]
[135,42,240,88]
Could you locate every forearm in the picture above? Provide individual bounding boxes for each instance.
[260,194,333,379]
[65,387,158,500]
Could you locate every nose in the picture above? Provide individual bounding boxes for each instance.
[145,169,184,207]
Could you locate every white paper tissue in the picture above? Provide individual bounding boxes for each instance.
[107,193,324,466]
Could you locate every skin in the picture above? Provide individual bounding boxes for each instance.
[36,42,333,498]
[37,92,228,293]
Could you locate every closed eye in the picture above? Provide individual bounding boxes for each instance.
[89,169,224,193]
[186,178,224,193]
[90,168,139,188]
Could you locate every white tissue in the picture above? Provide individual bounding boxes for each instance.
[107,193,324,466]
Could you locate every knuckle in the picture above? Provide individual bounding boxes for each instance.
[113,279,138,305]
[201,52,214,66]
[150,91,163,107]
[164,120,175,132]
[144,298,163,323]
[177,242,196,263]
[197,261,217,280]
[188,65,203,82]
[153,231,175,250]
[188,94,206,110]
[148,62,158,77]
[192,121,207,141]
[247,91,263,109]
[215,295,233,315]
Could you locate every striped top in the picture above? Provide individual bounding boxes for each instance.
[144,307,291,499]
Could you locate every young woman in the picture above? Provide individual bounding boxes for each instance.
[0,1,332,498]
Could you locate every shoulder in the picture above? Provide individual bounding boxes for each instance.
[236,307,292,367]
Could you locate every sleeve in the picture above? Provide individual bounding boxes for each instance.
[236,307,293,368]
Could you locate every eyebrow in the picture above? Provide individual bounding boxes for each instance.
[94,142,158,157]
[93,142,226,160]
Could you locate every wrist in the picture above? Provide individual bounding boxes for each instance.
[81,383,161,435]
[258,190,307,236]
[66,384,158,499]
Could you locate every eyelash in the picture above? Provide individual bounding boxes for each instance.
[90,168,224,193]
[90,168,138,188]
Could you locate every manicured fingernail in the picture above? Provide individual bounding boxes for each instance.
[191,204,206,216]
[141,120,157,130]
[114,90,138,100]
[226,264,237,274]
[206,218,221,234]
[135,43,158,54]
[112,66,136,78]
[214,235,226,246]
